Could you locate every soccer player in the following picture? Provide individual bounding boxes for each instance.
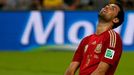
[65,2,124,75]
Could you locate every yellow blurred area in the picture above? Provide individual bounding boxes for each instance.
[44,0,63,9]
[109,0,116,3]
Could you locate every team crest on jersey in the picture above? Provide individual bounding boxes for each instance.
[84,45,88,52]
[94,44,102,53]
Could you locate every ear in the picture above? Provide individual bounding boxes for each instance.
[113,18,119,23]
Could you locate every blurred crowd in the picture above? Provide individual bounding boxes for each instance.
[0,0,134,10]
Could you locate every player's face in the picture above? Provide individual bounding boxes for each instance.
[99,4,120,22]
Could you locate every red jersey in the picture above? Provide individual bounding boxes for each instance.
[72,30,122,75]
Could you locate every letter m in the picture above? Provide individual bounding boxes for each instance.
[21,11,64,45]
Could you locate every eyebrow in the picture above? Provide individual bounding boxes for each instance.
[111,4,118,11]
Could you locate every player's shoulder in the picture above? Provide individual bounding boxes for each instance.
[80,35,94,44]
[83,34,94,40]
[107,30,121,39]
[105,30,122,48]
[107,29,122,43]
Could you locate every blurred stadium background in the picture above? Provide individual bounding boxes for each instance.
[0,0,134,75]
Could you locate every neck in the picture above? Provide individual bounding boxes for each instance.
[96,20,113,35]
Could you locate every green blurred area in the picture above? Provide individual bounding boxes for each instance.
[0,50,133,75]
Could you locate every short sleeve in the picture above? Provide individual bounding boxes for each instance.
[72,36,89,62]
[101,31,122,66]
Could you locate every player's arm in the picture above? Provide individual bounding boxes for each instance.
[91,61,110,75]
[65,36,88,75]
[64,61,80,75]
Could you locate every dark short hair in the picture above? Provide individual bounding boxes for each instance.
[112,2,124,29]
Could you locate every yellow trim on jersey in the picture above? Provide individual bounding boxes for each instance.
[108,30,116,48]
